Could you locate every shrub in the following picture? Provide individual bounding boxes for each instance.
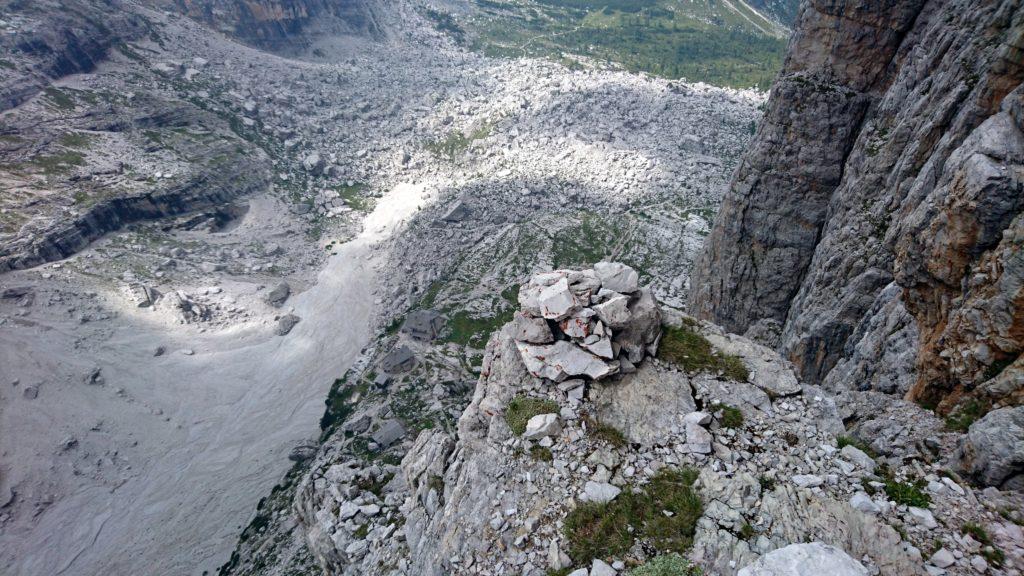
[530,445,553,462]
[505,396,559,435]
[658,325,748,381]
[564,468,702,565]
[629,553,702,575]
[718,405,743,429]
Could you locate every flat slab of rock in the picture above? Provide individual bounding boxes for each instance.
[737,543,869,576]
[517,340,617,381]
[590,363,696,445]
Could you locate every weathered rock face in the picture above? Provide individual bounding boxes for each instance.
[690,0,1024,414]
[0,0,146,110]
[170,0,387,49]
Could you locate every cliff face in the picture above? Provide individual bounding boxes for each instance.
[690,0,1024,413]
[0,0,146,110]
[170,0,386,49]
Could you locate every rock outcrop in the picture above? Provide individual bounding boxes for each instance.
[689,0,1024,422]
[171,0,387,49]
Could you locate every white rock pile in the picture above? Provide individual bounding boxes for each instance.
[514,263,661,382]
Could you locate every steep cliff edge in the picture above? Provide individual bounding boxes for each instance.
[689,0,1024,415]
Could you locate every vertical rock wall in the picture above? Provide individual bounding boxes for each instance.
[690,0,1024,411]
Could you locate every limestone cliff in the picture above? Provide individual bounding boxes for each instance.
[689,0,1024,414]
[169,0,387,49]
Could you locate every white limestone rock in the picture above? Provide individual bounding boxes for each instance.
[594,261,639,293]
[737,543,869,576]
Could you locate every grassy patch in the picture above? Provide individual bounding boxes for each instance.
[628,553,702,575]
[583,414,628,447]
[43,87,76,111]
[335,182,374,212]
[837,434,877,458]
[29,150,84,176]
[718,405,744,429]
[424,123,491,161]
[564,468,702,565]
[60,132,94,148]
[467,0,787,89]
[962,523,1005,567]
[530,445,554,462]
[445,308,515,349]
[658,325,749,381]
[884,477,931,508]
[945,398,990,432]
[505,396,559,436]
[318,376,370,440]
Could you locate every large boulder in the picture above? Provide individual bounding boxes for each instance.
[737,543,868,576]
[953,406,1024,489]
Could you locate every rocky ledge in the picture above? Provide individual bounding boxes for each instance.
[294,266,1024,576]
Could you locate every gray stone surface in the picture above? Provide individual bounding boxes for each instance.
[736,543,868,576]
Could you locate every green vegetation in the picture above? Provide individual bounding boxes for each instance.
[583,414,628,447]
[29,150,85,176]
[944,398,990,433]
[43,87,76,111]
[564,468,702,565]
[530,445,554,462]
[758,475,776,492]
[445,308,515,348]
[837,435,877,458]
[424,123,492,160]
[465,0,789,89]
[718,405,744,429]
[628,553,702,575]
[550,211,630,270]
[883,477,931,508]
[962,523,1005,567]
[335,182,375,212]
[60,132,95,148]
[425,8,466,44]
[505,396,560,435]
[356,473,394,499]
[658,324,749,381]
[319,376,370,440]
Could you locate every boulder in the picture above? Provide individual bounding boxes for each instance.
[302,152,325,174]
[737,543,869,576]
[581,481,621,504]
[276,314,301,336]
[953,406,1024,488]
[511,312,553,344]
[538,278,580,320]
[593,294,631,328]
[594,261,639,293]
[523,413,561,440]
[265,281,290,307]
